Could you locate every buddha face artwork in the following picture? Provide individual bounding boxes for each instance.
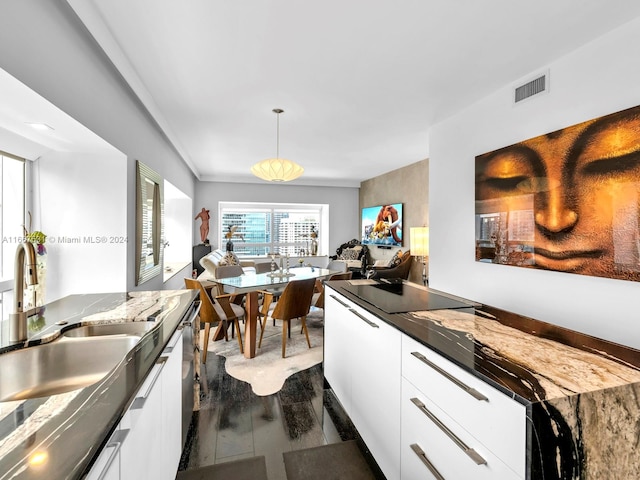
[475,104,640,281]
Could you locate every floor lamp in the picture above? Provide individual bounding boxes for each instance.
[410,227,429,286]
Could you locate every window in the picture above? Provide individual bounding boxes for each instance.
[219,202,327,257]
[0,151,26,343]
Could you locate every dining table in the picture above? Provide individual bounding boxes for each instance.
[208,266,335,358]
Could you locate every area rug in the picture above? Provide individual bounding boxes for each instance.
[205,314,324,396]
[176,455,268,480]
[283,440,377,480]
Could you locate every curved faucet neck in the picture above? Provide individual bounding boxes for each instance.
[13,241,38,314]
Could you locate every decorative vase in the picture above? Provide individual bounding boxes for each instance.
[226,239,234,252]
[311,238,318,256]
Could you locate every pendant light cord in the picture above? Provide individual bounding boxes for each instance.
[273,108,283,159]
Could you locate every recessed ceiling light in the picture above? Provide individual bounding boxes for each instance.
[25,122,54,131]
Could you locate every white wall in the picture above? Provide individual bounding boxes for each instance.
[429,18,640,348]
[164,180,193,266]
[32,151,127,301]
[196,182,359,256]
[0,0,196,293]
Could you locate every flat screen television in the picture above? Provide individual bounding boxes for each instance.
[361,203,403,247]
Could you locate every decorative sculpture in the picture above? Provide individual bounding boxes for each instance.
[195,207,210,245]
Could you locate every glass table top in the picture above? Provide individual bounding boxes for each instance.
[212,267,334,293]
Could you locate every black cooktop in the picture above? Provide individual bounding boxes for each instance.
[342,280,472,314]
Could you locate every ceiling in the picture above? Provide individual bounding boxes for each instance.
[52,1,640,186]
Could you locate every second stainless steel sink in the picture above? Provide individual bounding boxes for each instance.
[62,321,156,338]
[0,335,140,402]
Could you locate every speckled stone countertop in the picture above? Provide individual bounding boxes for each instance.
[327,280,640,479]
[0,289,198,480]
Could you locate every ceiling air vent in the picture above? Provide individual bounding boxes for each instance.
[514,72,548,103]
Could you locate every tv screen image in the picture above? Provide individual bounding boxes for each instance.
[361,203,403,246]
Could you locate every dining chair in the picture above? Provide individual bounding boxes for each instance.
[313,271,353,309]
[258,277,316,358]
[184,278,244,362]
[214,264,246,319]
[254,261,273,274]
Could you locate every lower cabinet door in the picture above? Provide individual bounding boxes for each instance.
[401,379,521,480]
[120,362,165,480]
[324,289,356,414]
[161,329,184,476]
[86,429,125,480]
[349,302,402,480]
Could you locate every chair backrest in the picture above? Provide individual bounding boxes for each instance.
[215,264,244,279]
[271,277,316,321]
[254,261,272,274]
[329,272,353,281]
[315,272,353,308]
[184,278,222,324]
[327,259,348,273]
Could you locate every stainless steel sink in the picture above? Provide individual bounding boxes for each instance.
[62,321,156,338]
[0,335,140,402]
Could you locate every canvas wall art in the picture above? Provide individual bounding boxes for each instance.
[475,104,640,282]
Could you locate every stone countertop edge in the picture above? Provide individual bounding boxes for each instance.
[0,289,198,480]
[326,280,640,406]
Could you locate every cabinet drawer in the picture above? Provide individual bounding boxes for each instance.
[402,335,525,475]
[401,379,522,480]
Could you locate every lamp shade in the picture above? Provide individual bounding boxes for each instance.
[251,158,304,182]
[410,227,429,257]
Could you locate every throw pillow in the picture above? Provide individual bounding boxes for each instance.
[388,250,403,267]
[219,251,240,266]
[339,247,360,261]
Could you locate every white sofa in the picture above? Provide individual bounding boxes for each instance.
[198,249,256,279]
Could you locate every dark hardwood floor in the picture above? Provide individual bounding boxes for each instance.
[177,351,378,479]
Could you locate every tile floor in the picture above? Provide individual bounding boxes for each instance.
[177,351,384,479]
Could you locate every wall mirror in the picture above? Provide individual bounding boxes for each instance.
[136,160,164,285]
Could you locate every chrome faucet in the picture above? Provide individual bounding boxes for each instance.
[9,241,39,342]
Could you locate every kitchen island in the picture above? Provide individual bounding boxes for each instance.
[324,280,640,479]
[0,289,198,480]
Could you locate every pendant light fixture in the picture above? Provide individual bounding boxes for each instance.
[251,108,304,182]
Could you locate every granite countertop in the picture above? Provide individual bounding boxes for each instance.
[0,289,198,480]
[328,280,640,405]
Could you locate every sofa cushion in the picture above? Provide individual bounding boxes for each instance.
[388,250,403,267]
[338,246,362,261]
[199,249,255,278]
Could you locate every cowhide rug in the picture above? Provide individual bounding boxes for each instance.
[205,311,324,396]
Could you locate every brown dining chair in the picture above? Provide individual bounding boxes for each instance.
[258,277,316,358]
[313,271,353,309]
[184,278,244,362]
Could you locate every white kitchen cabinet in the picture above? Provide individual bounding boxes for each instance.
[89,328,184,480]
[119,360,165,480]
[324,291,356,414]
[324,287,401,480]
[402,334,525,476]
[85,429,125,480]
[401,378,521,480]
[160,328,183,476]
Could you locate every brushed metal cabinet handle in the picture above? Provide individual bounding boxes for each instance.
[411,397,487,466]
[411,351,488,401]
[93,429,129,480]
[348,309,379,328]
[329,294,350,308]
[410,443,445,480]
[131,359,166,410]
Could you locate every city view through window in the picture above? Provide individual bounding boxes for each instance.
[219,203,324,257]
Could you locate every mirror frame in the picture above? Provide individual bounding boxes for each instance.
[135,160,164,285]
